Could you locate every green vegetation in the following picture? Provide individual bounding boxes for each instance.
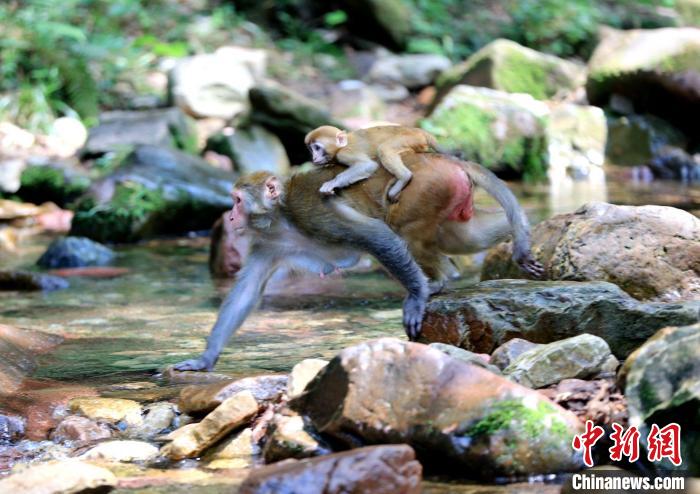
[19,165,90,207]
[465,399,570,441]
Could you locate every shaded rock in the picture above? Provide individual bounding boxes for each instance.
[240,444,421,494]
[503,334,613,388]
[37,236,114,269]
[368,53,451,89]
[50,415,112,444]
[0,325,63,394]
[622,323,699,474]
[69,397,142,426]
[420,280,699,358]
[648,146,700,181]
[0,270,69,291]
[482,202,700,302]
[262,410,330,463]
[0,414,25,443]
[70,145,236,243]
[126,402,177,440]
[336,0,412,50]
[0,459,116,494]
[161,390,259,460]
[249,82,343,163]
[490,338,540,371]
[206,427,260,469]
[287,359,329,399]
[587,27,700,139]
[292,338,582,478]
[435,39,586,104]
[205,125,290,176]
[606,114,687,167]
[17,163,90,207]
[209,212,247,278]
[81,439,159,463]
[169,46,266,119]
[539,379,628,427]
[179,374,287,415]
[429,343,501,374]
[82,108,198,156]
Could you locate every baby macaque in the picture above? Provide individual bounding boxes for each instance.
[304,125,438,202]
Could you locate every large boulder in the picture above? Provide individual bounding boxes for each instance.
[434,39,586,105]
[420,280,700,358]
[240,445,422,494]
[482,202,700,302]
[70,145,236,243]
[82,108,198,156]
[249,82,344,164]
[37,236,114,269]
[621,323,700,475]
[292,338,583,479]
[587,27,700,138]
[205,125,290,176]
[367,52,451,89]
[169,46,267,119]
[16,163,90,207]
[335,0,412,50]
[606,114,687,167]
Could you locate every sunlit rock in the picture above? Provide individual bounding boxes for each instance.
[287,359,329,399]
[0,325,63,394]
[240,445,421,494]
[126,402,177,440]
[429,343,501,375]
[206,427,260,469]
[206,125,290,176]
[81,439,159,463]
[490,338,540,371]
[179,375,287,415]
[292,338,583,479]
[262,410,330,463]
[69,397,143,426]
[0,459,116,494]
[50,415,112,444]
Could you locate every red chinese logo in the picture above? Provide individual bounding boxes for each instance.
[572,420,605,467]
[647,423,682,466]
[609,423,640,462]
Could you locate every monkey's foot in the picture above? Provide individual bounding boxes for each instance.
[516,255,545,279]
[319,182,337,196]
[403,293,427,341]
[173,356,215,372]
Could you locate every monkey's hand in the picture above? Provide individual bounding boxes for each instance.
[403,293,427,341]
[319,181,337,196]
[173,354,216,372]
[514,253,545,279]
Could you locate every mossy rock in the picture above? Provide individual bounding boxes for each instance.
[18,164,90,208]
[338,0,412,49]
[606,114,687,166]
[422,85,549,180]
[435,39,586,105]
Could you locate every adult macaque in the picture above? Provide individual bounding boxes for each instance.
[174,155,542,372]
[304,125,438,202]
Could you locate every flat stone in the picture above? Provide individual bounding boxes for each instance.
[490,338,540,370]
[206,427,259,469]
[50,415,112,444]
[69,397,142,426]
[81,439,159,462]
[179,374,287,414]
[125,402,177,439]
[0,459,116,494]
[262,410,330,463]
[287,359,329,399]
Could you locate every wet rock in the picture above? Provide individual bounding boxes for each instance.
[169,47,266,119]
[50,415,112,444]
[435,39,586,104]
[206,427,260,469]
[420,280,699,358]
[0,325,63,394]
[126,402,177,440]
[17,163,90,207]
[161,390,259,460]
[69,397,142,426]
[621,323,699,474]
[209,212,248,278]
[240,444,422,494]
[179,374,287,415]
[648,146,700,181]
[0,439,72,472]
[81,439,160,463]
[482,202,700,302]
[206,125,290,176]
[0,270,69,291]
[429,343,501,375]
[262,410,330,463]
[249,82,343,164]
[70,144,235,243]
[490,338,540,371]
[587,27,700,137]
[368,52,450,89]
[292,338,582,478]
[82,108,198,156]
[0,414,25,443]
[287,359,329,399]
[606,114,687,167]
[0,459,117,493]
[503,334,613,388]
[37,236,115,269]
[539,379,628,427]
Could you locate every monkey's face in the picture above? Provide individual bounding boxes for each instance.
[229,175,284,231]
[305,126,345,166]
[229,189,249,230]
[308,140,334,166]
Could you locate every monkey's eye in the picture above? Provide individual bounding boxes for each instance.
[311,143,321,152]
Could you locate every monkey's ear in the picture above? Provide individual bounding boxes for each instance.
[264,176,282,202]
[335,131,348,148]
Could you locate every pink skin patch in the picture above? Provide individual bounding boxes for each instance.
[445,167,474,222]
[229,191,248,229]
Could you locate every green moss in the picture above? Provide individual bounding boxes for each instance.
[19,165,89,207]
[169,119,199,155]
[496,51,549,100]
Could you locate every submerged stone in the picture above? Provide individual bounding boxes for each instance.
[0,270,69,292]
[37,236,115,269]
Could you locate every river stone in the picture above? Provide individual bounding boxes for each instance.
[606,114,687,167]
[161,390,259,460]
[81,439,159,462]
[0,324,63,394]
[249,82,343,164]
[37,236,114,269]
[482,202,700,302]
[206,427,260,469]
[0,459,117,494]
[503,334,613,389]
[546,103,606,178]
[287,359,329,399]
[429,343,501,375]
[587,27,700,137]
[0,414,25,443]
[621,323,700,474]
[240,444,422,494]
[292,338,583,478]
[82,108,198,156]
[50,415,112,444]
[0,270,69,292]
[69,397,142,426]
[367,52,450,89]
[179,374,287,414]
[205,125,290,176]
[420,280,700,358]
[70,144,236,243]
[126,402,177,439]
[490,338,540,371]
[337,0,411,49]
[434,39,586,104]
[262,410,330,463]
